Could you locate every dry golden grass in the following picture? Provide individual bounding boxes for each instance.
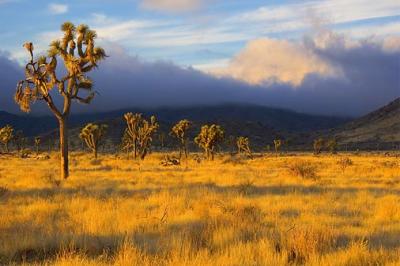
[0,152,399,265]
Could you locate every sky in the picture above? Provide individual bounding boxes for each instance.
[0,0,399,116]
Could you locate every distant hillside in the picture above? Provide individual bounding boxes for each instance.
[0,104,349,137]
[327,98,400,149]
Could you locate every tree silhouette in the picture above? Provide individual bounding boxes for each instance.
[237,136,252,157]
[170,119,192,159]
[0,125,14,153]
[34,137,41,155]
[273,139,282,154]
[313,138,324,154]
[194,124,224,160]
[123,113,142,159]
[14,22,106,179]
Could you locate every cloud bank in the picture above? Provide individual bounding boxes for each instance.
[48,3,68,15]
[140,0,202,13]
[0,32,399,117]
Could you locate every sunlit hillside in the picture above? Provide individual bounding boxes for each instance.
[1,152,399,265]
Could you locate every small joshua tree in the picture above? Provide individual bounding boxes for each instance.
[326,138,338,154]
[313,138,324,154]
[34,137,41,155]
[13,130,26,153]
[237,136,252,157]
[15,22,106,179]
[274,139,282,154]
[137,116,159,160]
[123,113,142,159]
[194,124,224,160]
[170,119,192,159]
[0,125,14,153]
[79,123,108,159]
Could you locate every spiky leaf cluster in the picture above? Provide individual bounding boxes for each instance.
[15,22,106,115]
[79,123,108,158]
[194,124,224,160]
[237,136,251,156]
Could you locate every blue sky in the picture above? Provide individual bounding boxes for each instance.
[0,0,399,116]
[1,0,399,67]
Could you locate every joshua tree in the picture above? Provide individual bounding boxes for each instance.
[137,116,159,160]
[194,124,224,160]
[34,137,41,155]
[15,22,106,179]
[79,123,108,159]
[13,130,26,153]
[123,113,159,160]
[236,136,252,157]
[326,138,338,154]
[273,139,282,154]
[313,138,324,154]
[170,119,192,159]
[0,125,14,153]
[123,113,142,159]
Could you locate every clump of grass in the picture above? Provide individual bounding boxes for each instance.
[337,157,353,172]
[90,159,102,165]
[288,161,318,180]
[284,227,336,264]
[42,171,61,188]
[0,186,8,197]
[222,155,245,165]
[237,180,256,195]
[381,160,398,168]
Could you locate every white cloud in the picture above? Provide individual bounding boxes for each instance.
[140,0,202,13]
[48,3,68,15]
[210,38,338,86]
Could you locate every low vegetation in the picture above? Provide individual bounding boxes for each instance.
[0,152,399,265]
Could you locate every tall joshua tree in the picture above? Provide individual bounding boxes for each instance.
[237,136,252,157]
[15,22,106,179]
[194,124,224,160]
[137,115,159,160]
[79,123,108,159]
[34,137,41,155]
[123,113,159,160]
[170,119,192,159]
[0,125,14,153]
[273,139,282,154]
[313,138,324,155]
[123,113,142,159]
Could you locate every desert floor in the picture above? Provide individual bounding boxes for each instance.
[0,152,399,265]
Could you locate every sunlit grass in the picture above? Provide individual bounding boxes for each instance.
[0,152,399,265]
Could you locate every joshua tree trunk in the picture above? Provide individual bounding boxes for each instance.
[94,147,98,159]
[59,118,69,179]
[4,143,9,153]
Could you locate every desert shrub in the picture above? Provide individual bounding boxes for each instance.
[90,159,102,165]
[237,180,255,195]
[20,148,32,158]
[222,155,245,165]
[42,171,61,188]
[337,157,353,172]
[285,227,337,264]
[381,161,398,168]
[288,161,319,180]
[0,186,8,197]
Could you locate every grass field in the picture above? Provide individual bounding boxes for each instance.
[0,152,399,265]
